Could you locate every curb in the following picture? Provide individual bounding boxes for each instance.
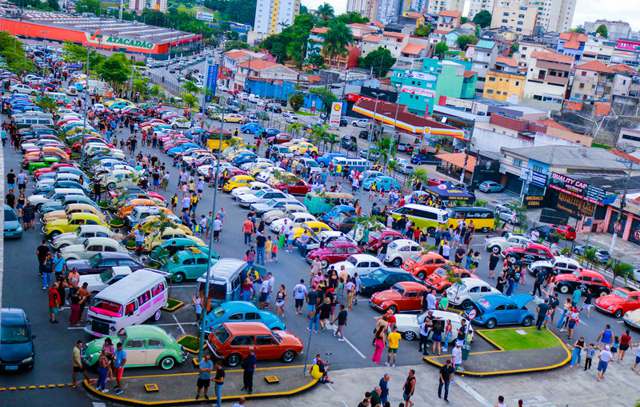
[83,365,320,406]
[422,328,571,376]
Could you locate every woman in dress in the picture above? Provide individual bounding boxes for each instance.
[275,284,286,318]
[371,327,385,365]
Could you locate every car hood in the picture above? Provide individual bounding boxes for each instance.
[238,195,260,203]
[45,218,69,227]
[5,219,21,230]
[52,232,77,242]
[277,331,303,347]
[510,293,534,308]
[66,259,91,271]
[371,290,402,303]
[595,295,625,308]
[394,313,419,327]
[0,340,33,363]
[623,308,640,323]
[60,244,84,254]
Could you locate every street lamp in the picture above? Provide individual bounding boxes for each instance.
[369,91,384,161]
[608,158,633,256]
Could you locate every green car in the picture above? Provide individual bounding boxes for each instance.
[26,156,60,173]
[161,248,219,283]
[148,237,216,266]
[83,325,186,370]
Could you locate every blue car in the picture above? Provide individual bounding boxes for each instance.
[317,152,347,167]
[478,180,505,193]
[240,123,264,135]
[471,294,535,329]
[321,204,356,223]
[167,143,200,157]
[202,301,285,332]
[362,176,401,192]
[265,128,280,137]
[411,153,440,165]
[4,205,23,239]
[232,152,257,166]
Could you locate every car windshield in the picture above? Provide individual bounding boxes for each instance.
[613,289,628,299]
[367,269,387,282]
[0,324,30,344]
[212,326,230,343]
[212,307,225,318]
[346,256,357,266]
[433,268,447,277]
[100,269,114,283]
[271,332,283,343]
[4,208,17,221]
[92,299,123,316]
[265,199,277,206]
[89,254,103,267]
[392,284,405,295]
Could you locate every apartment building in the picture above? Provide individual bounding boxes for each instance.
[361,31,409,58]
[530,0,576,33]
[470,39,499,91]
[467,0,495,19]
[523,49,572,107]
[376,0,402,24]
[483,70,526,102]
[427,0,466,15]
[436,10,462,32]
[584,19,632,41]
[491,0,537,36]
[556,31,587,61]
[253,0,300,37]
[570,60,636,101]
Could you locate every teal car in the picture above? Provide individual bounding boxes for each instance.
[83,325,186,370]
[161,248,219,283]
[362,176,401,192]
[148,237,216,266]
[4,205,23,239]
[203,301,286,333]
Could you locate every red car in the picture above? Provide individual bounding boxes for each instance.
[267,132,293,144]
[502,242,555,265]
[273,179,311,195]
[424,264,474,292]
[208,322,303,367]
[401,251,447,280]
[33,162,75,179]
[369,281,428,313]
[364,228,405,252]
[306,240,361,267]
[553,224,576,240]
[553,269,612,296]
[594,288,640,318]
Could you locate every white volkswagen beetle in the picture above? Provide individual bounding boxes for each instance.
[446,277,501,308]
[330,254,383,277]
[395,309,467,341]
[383,239,423,267]
[270,212,317,233]
[60,237,127,261]
[51,225,115,250]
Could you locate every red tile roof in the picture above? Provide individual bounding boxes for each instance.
[463,70,476,78]
[531,50,573,65]
[238,59,278,71]
[404,12,423,19]
[362,34,382,43]
[559,31,587,50]
[496,56,518,67]
[594,102,611,117]
[535,119,572,132]
[401,43,426,55]
[439,10,461,18]
[383,31,407,40]
[576,60,613,74]
[610,64,637,75]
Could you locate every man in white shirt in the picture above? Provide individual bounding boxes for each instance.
[292,279,307,315]
[451,344,463,371]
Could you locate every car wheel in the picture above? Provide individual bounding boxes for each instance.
[403,331,417,341]
[154,310,162,321]
[614,309,623,319]
[321,260,328,268]
[599,290,608,297]
[508,256,517,264]
[281,350,296,363]
[522,316,533,327]
[227,354,242,367]
[486,318,497,329]
[391,257,402,267]
[461,299,472,309]
[159,356,176,370]
[490,245,501,253]
[559,285,570,294]
[481,227,490,233]
[66,257,77,261]
[173,272,186,283]
[417,271,426,280]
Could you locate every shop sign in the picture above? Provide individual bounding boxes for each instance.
[97,35,155,50]
[556,191,596,217]
[524,195,544,208]
[400,85,436,98]
[549,172,605,205]
[329,102,342,128]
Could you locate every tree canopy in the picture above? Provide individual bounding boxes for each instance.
[456,34,478,50]
[359,47,396,78]
[288,92,305,112]
[310,87,337,115]
[434,41,449,59]
[323,20,353,59]
[0,33,33,74]
[414,24,432,37]
[260,13,315,67]
[472,10,492,28]
[203,0,257,26]
[316,3,335,22]
[75,0,101,15]
[97,54,131,90]
[224,40,250,51]
[596,24,608,38]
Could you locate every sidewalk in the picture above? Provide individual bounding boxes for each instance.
[84,365,318,405]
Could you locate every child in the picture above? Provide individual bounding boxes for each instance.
[584,343,595,370]
[265,236,273,263]
[271,240,278,262]
[611,336,619,361]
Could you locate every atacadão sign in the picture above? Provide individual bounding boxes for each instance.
[103,36,154,49]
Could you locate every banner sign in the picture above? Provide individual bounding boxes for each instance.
[549,172,605,205]
[205,63,218,103]
[329,102,342,128]
[400,85,436,98]
[524,195,544,208]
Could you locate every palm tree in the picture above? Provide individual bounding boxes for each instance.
[287,122,304,137]
[182,80,200,94]
[607,260,634,286]
[409,168,429,189]
[310,124,329,152]
[352,215,384,244]
[323,20,353,62]
[323,132,338,152]
[375,137,395,171]
[387,159,398,178]
[316,3,335,21]
[581,247,598,268]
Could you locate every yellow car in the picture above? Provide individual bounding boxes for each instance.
[292,221,332,239]
[286,141,318,155]
[42,204,106,224]
[138,216,193,235]
[117,198,163,219]
[44,213,109,238]
[223,113,245,123]
[143,227,206,252]
[223,175,255,192]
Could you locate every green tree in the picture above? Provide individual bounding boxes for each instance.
[310,124,329,151]
[287,122,304,137]
[224,40,250,51]
[316,3,335,21]
[75,0,101,15]
[456,34,478,50]
[47,0,59,10]
[0,32,34,74]
[596,24,609,38]
[335,12,368,24]
[472,10,492,28]
[414,24,432,37]
[309,87,337,116]
[360,47,396,78]
[434,41,449,59]
[36,96,57,113]
[182,80,200,94]
[97,54,131,91]
[307,53,325,68]
[607,260,634,286]
[181,93,199,110]
[323,20,353,60]
[375,136,396,170]
[408,167,429,188]
[461,17,469,24]
[324,132,338,152]
[510,42,519,56]
[288,92,305,112]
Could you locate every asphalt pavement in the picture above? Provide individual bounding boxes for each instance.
[2,107,639,407]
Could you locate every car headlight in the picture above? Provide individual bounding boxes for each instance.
[608,305,615,311]
[21,356,33,364]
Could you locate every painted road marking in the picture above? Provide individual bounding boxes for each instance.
[454,378,492,407]
[172,314,186,335]
[169,284,198,289]
[68,321,197,330]
[0,383,74,392]
[342,336,366,359]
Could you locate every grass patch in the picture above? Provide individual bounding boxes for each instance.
[296,110,318,116]
[177,335,200,354]
[479,327,562,351]
[591,142,612,150]
[162,298,185,312]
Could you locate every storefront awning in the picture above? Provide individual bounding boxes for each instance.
[436,152,476,172]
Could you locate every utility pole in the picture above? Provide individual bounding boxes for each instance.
[608,159,632,256]
[81,45,90,163]
[369,92,384,162]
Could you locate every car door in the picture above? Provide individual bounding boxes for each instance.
[254,335,280,360]
[468,285,481,301]
[124,338,147,366]
[627,293,640,312]
[368,259,382,273]
[356,261,370,274]
[145,338,166,366]
[403,290,421,311]
[229,335,254,358]
[503,303,521,324]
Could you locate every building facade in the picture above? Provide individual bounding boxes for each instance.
[128,0,167,13]
[376,0,402,25]
[470,39,499,91]
[427,0,465,15]
[584,20,632,41]
[491,0,538,36]
[483,71,526,102]
[530,0,576,33]
[523,50,572,107]
[253,0,300,37]
[467,0,495,19]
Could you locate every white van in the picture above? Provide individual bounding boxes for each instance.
[85,269,169,337]
[331,157,371,173]
[14,112,54,128]
[196,258,264,305]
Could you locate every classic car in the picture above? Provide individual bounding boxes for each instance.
[147,237,210,265]
[41,203,106,224]
[363,229,405,253]
[595,288,640,319]
[553,269,612,296]
[502,242,555,265]
[43,213,108,238]
[59,237,126,261]
[330,254,383,277]
[472,294,535,329]
[395,310,466,341]
[66,252,144,275]
[305,240,361,268]
[51,225,114,250]
[383,239,423,267]
[424,264,474,292]
[83,325,186,370]
[202,301,286,332]
[484,233,531,253]
[207,322,303,367]
[270,212,318,233]
[222,175,255,193]
[401,251,448,280]
[370,281,429,313]
[237,189,289,208]
[144,228,206,252]
[529,256,581,277]
[446,277,501,308]
[4,205,23,239]
[358,268,422,297]
[161,248,218,283]
[78,265,133,294]
[623,308,640,330]
[292,221,333,240]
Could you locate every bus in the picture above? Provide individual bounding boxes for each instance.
[390,204,449,234]
[447,206,496,232]
[205,131,244,151]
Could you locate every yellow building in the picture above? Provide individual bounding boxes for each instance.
[483,71,526,102]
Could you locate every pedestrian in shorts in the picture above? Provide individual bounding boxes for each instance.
[195,354,213,400]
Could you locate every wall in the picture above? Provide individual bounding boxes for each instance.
[244,79,325,110]
[472,121,575,153]
[483,71,525,102]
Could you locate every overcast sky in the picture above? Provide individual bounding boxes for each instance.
[301,0,640,31]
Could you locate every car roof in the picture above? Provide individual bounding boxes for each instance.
[223,322,272,335]
[348,254,380,261]
[83,237,117,245]
[390,239,419,246]
[396,281,427,290]
[198,258,247,282]
[459,277,488,286]
[0,308,28,324]
[121,325,172,341]
[220,301,258,312]
[93,252,136,260]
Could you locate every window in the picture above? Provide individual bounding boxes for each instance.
[183,258,195,265]
[137,290,151,305]
[125,339,145,349]
[495,305,506,311]
[125,301,137,316]
[256,335,277,345]
[152,282,165,296]
[230,336,254,346]
[196,257,208,265]
[228,313,243,320]
[104,245,117,252]
[147,339,163,348]
[87,245,102,251]
[244,312,260,320]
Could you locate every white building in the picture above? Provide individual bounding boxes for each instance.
[529,0,576,33]
[467,0,494,19]
[253,0,300,38]
[377,0,402,24]
[347,0,376,20]
[427,0,465,15]
[128,0,167,14]
[584,20,633,41]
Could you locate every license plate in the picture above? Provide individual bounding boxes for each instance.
[4,365,18,371]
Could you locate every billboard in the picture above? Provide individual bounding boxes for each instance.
[196,12,215,22]
[400,85,436,98]
[548,172,606,205]
[329,102,342,128]
[205,63,218,103]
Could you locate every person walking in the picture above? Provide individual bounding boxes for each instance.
[48,281,61,323]
[371,327,385,365]
[333,304,348,341]
[71,340,89,388]
[113,342,127,394]
[619,329,632,361]
[386,326,401,367]
[195,354,213,400]
[597,324,614,348]
[536,299,549,330]
[438,359,455,402]
[242,217,254,245]
[402,369,416,407]
[241,349,256,394]
[96,351,110,392]
[379,374,390,405]
[275,284,286,318]
[293,279,307,315]
[570,337,584,368]
[596,345,613,381]
[213,362,225,407]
